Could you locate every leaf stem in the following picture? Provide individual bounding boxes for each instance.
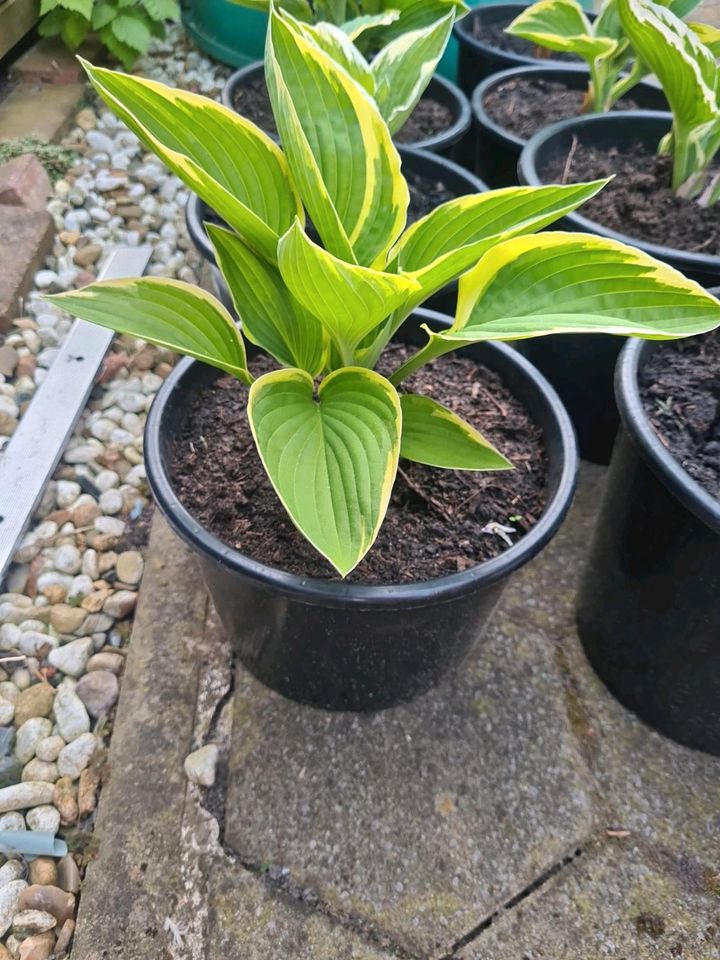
[388,333,455,385]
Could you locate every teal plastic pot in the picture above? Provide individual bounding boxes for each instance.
[181,0,267,68]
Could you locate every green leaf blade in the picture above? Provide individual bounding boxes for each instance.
[45,278,250,383]
[248,367,402,576]
[400,395,512,470]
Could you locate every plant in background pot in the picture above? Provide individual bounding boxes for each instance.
[50,7,720,711]
[577,296,720,756]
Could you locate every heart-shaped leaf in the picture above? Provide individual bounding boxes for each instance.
[248,367,402,576]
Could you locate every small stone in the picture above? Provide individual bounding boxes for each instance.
[35,736,64,763]
[40,585,65,605]
[52,547,81,576]
[97,553,117,576]
[102,590,137,620]
[13,686,55,728]
[98,489,122,515]
[48,638,93,679]
[93,516,125,538]
[25,805,60,833]
[55,482,80,510]
[18,932,55,960]
[80,550,99,581]
[21,760,58,784]
[12,669,31,691]
[0,862,24,888]
[70,502,100,528]
[52,687,89,742]
[54,918,74,958]
[79,591,108,614]
[15,719,53,764]
[12,909,56,936]
[0,347,18,378]
[68,575,93,599]
[72,243,102,268]
[18,632,57,658]
[74,613,112,636]
[57,733,96,781]
[19,884,74,927]
[49,605,85,636]
[86,652,123,675]
[0,699,14,725]
[75,108,96,130]
[184,744,219,787]
[0,781,53,814]
[0,758,23,789]
[77,764,99,817]
[52,778,77,826]
[56,856,79,896]
[0,881,27,937]
[75,671,118,718]
[115,551,143,585]
[33,271,58,291]
[27,859,56,887]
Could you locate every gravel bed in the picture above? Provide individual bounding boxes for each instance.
[0,26,229,958]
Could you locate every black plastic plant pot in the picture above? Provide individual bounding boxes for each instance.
[145,308,578,712]
[576,332,720,754]
[518,110,720,287]
[453,3,584,95]
[221,60,473,160]
[472,64,667,188]
[185,147,487,316]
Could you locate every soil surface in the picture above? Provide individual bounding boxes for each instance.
[640,330,720,501]
[542,141,720,256]
[231,75,454,143]
[168,345,549,584]
[483,77,650,141]
[471,17,579,61]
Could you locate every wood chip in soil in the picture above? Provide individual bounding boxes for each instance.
[168,345,549,585]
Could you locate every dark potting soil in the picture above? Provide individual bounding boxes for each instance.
[168,345,549,584]
[483,77,648,141]
[231,75,454,143]
[471,17,579,62]
[542,141,720,257]
[640,330,720,501]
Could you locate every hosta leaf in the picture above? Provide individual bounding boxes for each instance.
[390,180,609,303]
[293,20,375,93]
[144,0,181,20]
[341,11,400,40]
[617,0,717,131]
[80,60,302,264]
[689,20,720,54]
[111,13,152,53]
[436,232,720,345]
[278,220,419,354]
[248,367,402,575]
[266,8,408,267]
[400,395,512,470]
[507,0,618,62]
[45,278,250,383]
[367,0,468,43]
[371,12,454,133]
[207,223,327,377]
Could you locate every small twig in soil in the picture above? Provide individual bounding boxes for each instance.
[561,135,579,185]
[397,467,452,520]
[688,232,717,252]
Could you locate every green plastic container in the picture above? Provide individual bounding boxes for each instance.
[182,0,500,79]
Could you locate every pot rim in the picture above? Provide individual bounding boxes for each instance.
[518,110,720,275]
[453,3,582,69]
[616,332,720,535]
[145,308,579,605]
[185,146,488,267]
[221,59,472,153]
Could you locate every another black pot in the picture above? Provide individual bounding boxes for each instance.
[472,64,667,187]
[222,60,472,161]
[576,331,720,755]
[518,110,720,287]
[453,3,583,95]
[185,147,488,316]
[145,308,578,712]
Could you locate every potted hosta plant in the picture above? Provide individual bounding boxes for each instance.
[515,0,720,460]
[221,8,472,158]
[577,297,720,755]
[472,0,667,186]
[50,8,720,711]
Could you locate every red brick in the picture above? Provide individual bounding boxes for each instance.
[0,155,51,212]
[10,38,85,85]
[0,205,54,331]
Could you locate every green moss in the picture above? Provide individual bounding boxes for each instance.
[0,137,78,182]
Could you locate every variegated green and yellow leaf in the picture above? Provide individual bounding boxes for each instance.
[389,179,609,304]
[46,278,251,382]
[507,0,618,61]
[689,19,720,54]
[207,223,327,376]
[293,19,375,93]
[79,59,302,264]
[368,0,467,43]
[266,7,408,267]
[371,12,454,133]
[278,220,420,355]
[341,10,400,40]
[399,395,512,470]
[247,366,402,575]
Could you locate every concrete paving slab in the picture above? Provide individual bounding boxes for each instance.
[224,579,598,956]
[0,83,85,143]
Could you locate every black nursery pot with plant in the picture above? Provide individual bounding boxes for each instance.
[453,2,584,95]
[576,325,720,755]
[145,308,578,712]
[515,110,720,462]
[186,147,488,317]
[472,64,667,187]
[221,60,472,160]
